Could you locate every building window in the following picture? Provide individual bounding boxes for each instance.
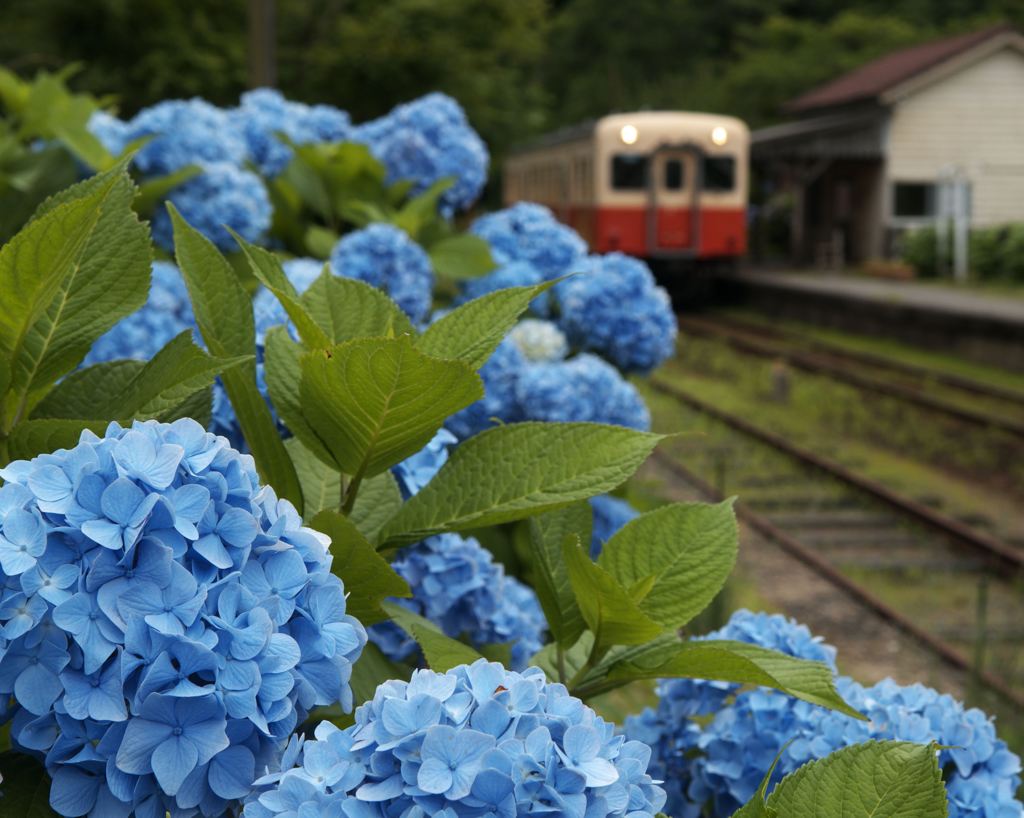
[664,159,684,190]
[893,182,936,218]
[702,156,735,191]
[611,155,648,190]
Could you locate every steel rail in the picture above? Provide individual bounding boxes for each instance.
[679,317,1024,440]
[648,377,1024,572]
[649,449,1024,709]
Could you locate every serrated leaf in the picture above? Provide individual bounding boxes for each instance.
[762,741,946,818]
[0,751,58,816]
[33,359,144,418]
[134,165,201,215]
[169,203,302,507]
[379,423,665,547]
[603,639,865,719]
[527,504,590,648]
[311,511,410,626]
[562,536,663,648]
[284,437,341,519]
[7,418,107,462]
[381,600,485,672]
[301,272,413,343]
[350,471,403,542]
[0,160,145,428]
[229,231,330,349]
[299,337,482,479]
[598,500,738,629]
[416,282,554,369]
[428,233,497,279]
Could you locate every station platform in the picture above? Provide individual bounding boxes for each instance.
[721,270,1024,371]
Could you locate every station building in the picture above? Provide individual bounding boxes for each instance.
[752,23,1024,266]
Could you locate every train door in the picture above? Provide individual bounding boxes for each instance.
[648,148,699,255]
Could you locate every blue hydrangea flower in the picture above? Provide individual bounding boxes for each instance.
[445,337,526,440]
[231,88,351,178]
[515,354,651,431]
[370,532,546,671]
[243,660,668,818]
[329,223,434,324]
[86,110,130,157]
[556,253,677,374]
[86,261,197,366]
[151,161,272,252]
[508,319,569,362]
[123,98,249,176]
[470,202,587,280]
[588,495,639,559]
[626,611,1023,818]
[353,92,488,215]
[0,419,367,817]
[392,429,457,499]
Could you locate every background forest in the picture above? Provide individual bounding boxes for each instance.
[2,0,1023,173]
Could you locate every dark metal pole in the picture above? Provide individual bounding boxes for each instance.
[248,0,277,89]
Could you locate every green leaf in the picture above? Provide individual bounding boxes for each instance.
[134,165,201,215]
[598,500,738,629]
[428,233,497,279]
[36,333,246,423]
[311,511,410,626]
[7,418,106,462]
[0,751,58,816]
[0,160,148,428]
[351,643,410,708]
[531,631,595,684]
[349,471,403,542]
[229,231,330,349]
[392,177,454,238]
[263,327,335,467]
[761,741,947,818]
[415,282,554,369]
[527,504,590,648]
[381,600,485,671]
[285,437,342,520]
[603,639,865,719]
[305,224,339,258]
[169,203,303,508]
[379,423,665,547]
[731,744,789,818]
[301,272,413,344]
[299,337,482,477]
[562,536,663,648]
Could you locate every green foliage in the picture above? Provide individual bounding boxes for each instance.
[0,750,58,816]
[381,600,486,671]
[526,504,591,648]
[427,233,498,280]
[733,741,947,817]
[302,273,413,343]
[378,423,665,546]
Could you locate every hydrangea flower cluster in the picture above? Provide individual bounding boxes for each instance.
[85,261,197,366]
[625,611,1023,818]
[151,161,273,252]
[231,88,352,177]
[508,319,569,362]
[329,224,434,324]
[353,92,488,215]
[0,420,367,817]
[588,495,639,559]
[457,260,552,316]
[243,660,668,818]
[471,203,587,280]
[556,253,677,374]
[515,354,651,431]
[379,430,547,671]
[445,338,526,440]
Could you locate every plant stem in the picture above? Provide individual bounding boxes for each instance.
[341,468,365,515]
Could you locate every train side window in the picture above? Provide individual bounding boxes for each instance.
[664,159,684,190]
[611,154,648,190]
[702,156,735,191]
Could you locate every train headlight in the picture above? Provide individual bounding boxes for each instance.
[711,126,728,146]
[620,124,639,145]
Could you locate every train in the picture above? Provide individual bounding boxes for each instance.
[504,111,750,270]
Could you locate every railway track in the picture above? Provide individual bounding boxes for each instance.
[646,376,1024,709]
[678,314,1024,439]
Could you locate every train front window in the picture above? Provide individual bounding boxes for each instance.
[664,159,684,190]
[702,156,735,191]
[611,155,648,190]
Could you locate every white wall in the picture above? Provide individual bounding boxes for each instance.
[888,46,1024,227]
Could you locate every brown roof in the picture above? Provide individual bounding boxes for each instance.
[786,23,1016,113]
